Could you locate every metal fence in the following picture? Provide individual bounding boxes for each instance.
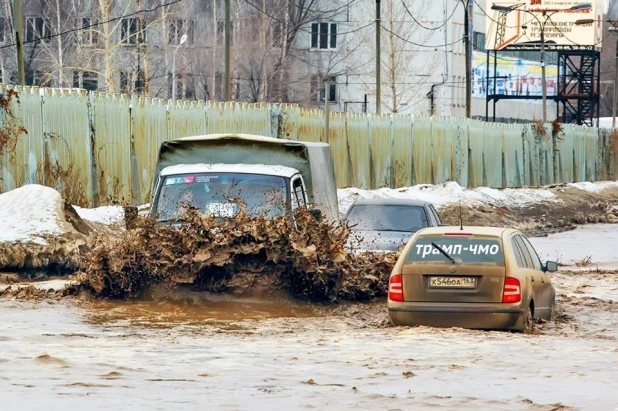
[0,85,616,207]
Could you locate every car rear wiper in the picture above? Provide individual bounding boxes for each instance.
[431,242,456,264]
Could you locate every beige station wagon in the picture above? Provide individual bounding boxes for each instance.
[387,226,557,332]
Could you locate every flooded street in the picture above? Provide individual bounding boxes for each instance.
[2,287,618,410]
[2,225,618,410]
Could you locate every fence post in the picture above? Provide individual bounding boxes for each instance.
[87,91,100,207]
[128,99,141,205]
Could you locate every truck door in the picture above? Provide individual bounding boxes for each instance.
[290,175,308,211]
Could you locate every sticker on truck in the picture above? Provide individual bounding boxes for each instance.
[405,236,504,265]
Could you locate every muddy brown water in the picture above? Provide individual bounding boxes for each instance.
[2,272,618,411]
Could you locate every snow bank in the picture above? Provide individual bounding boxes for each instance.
[567,181,618,193]
[73,205,124,225]
[0,185,68,245]
[337,182,558,214]
[0,184,93,271]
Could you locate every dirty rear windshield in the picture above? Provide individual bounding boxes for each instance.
[405,236,504,265]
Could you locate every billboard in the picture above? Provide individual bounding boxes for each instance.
[471,51,558,98]
[485,0,603,51]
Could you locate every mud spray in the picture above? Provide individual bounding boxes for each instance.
[66,206,397,302]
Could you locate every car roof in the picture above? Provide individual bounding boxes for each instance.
[349,198,432,207]
[417,226,516,237]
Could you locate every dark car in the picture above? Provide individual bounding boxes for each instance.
[344,198,443,252]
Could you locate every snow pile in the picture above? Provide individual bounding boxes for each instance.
[337,182,559,214]
[0,185,69,245]
[73,205,124,225]
[567,181,618,194]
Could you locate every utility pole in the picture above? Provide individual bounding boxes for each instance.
[612,38,618,128]
[224,0,231,101]
[540,23,547,123]
[375,0,381,114]
[464,0,473,118]
[13,0,25,85]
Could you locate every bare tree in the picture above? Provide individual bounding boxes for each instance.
[356,0,440,113]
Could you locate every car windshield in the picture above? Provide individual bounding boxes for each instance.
[346,204,428,232]
[154,173,288,221]
[405,235,505,265]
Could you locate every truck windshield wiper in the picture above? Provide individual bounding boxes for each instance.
[431,242,456,264]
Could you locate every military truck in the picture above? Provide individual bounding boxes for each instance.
[148,134,339,223]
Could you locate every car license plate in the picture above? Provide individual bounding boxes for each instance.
[429,276,476,288]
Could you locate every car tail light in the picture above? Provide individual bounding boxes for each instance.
[445,232,473,236]
[502,277,521,303]
[389,274,404,302]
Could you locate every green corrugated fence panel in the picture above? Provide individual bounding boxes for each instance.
[346,113,370,189]
[558,125,575,183]
[1,86,40,191]
[467,119,485,187]
[584,126,597,181]
[523,124,540,186]
[502,124,522,187]
[572,127,586,182]
[296,108,323,143]
[131,97,168,203]
[205,102,272,136]
[41,88,92,205]
[391,114,413,187]
[453,119,469,187]
[431,116,453,184]
[412,116,433,184]
[168,100,206,139]
[280,105,299,140]
[484,123,503,187]
[328,112,349,188]
[91,92,132,203]
[541,124,554,184]
[368,114,392,188]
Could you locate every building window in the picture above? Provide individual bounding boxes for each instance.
[472,31,485,52]
[272,22,283,48]
[311,22,337,50]
[169,19,194,45]
[0,18,6,44]
[81,18,98,45]
[310,75,336,102]
[216,21,234,46]
[26,17,51,43]
[73,70,98,91]
[120,18,145,45]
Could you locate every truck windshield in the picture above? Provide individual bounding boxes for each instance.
[405,236,505,265]
[154,173,288,221]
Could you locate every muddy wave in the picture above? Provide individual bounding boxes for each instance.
[72,207,396,302]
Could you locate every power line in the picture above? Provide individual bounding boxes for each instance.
[402,0,460,31]
[381,25,464,47]
[0,0,184,50]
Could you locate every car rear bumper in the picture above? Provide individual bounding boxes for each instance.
[388,302,524,331]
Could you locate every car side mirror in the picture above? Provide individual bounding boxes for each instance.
[544,261,558,273]
[309,208,322,220]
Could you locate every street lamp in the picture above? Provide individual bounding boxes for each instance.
[172,33,188,99]
[491,3,592,123]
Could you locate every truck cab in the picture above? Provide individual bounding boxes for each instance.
[148,134,339,223]
[151,163,311,221]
